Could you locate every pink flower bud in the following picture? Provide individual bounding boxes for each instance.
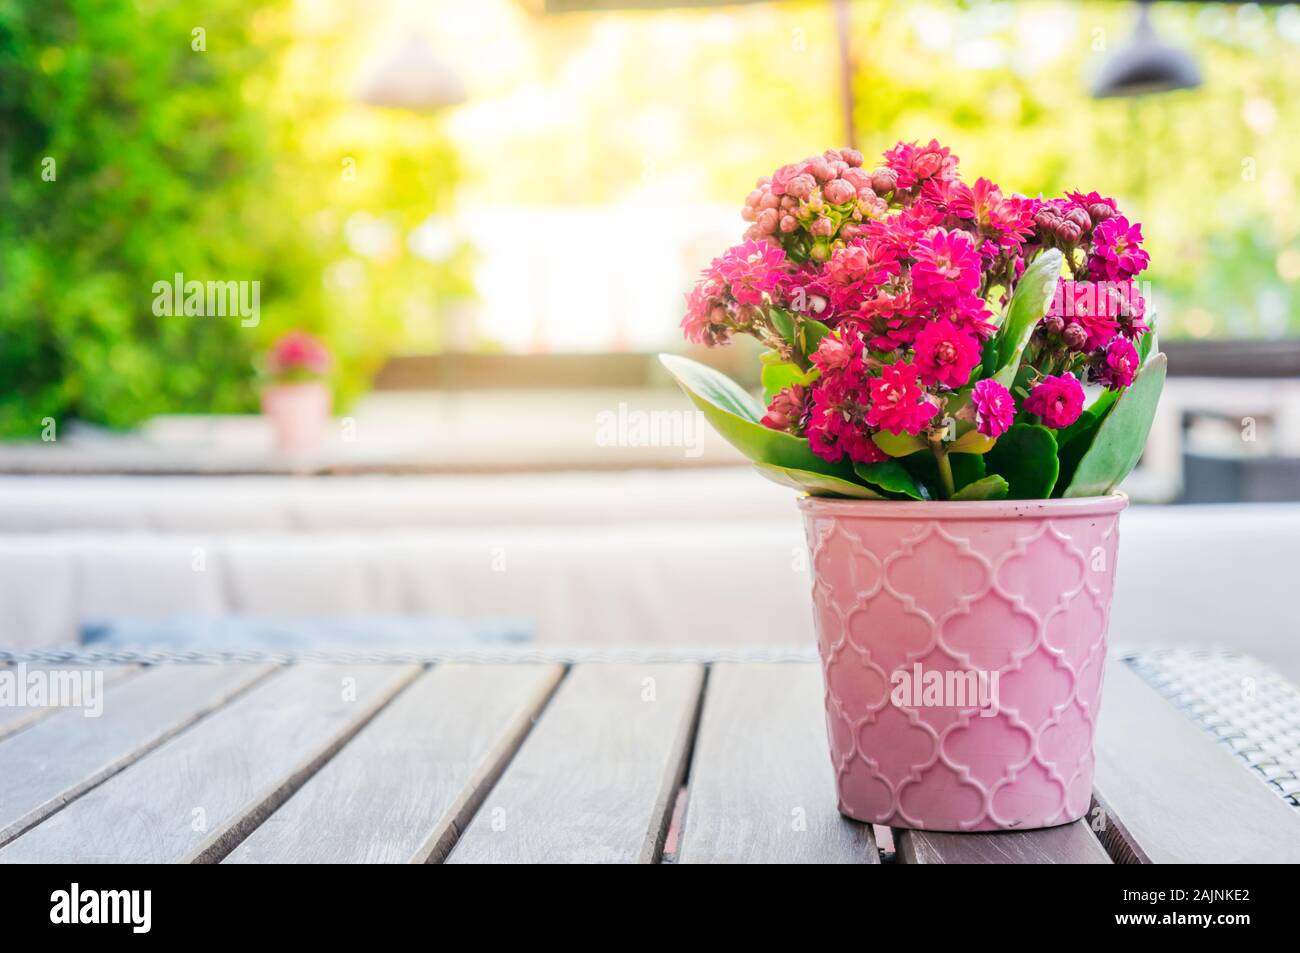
[1063,322,1088,351]
[745,189,763,208]
[822,149,843,164]
[780,195,796,210]
[870,168,897,194]
[1042,315,1065,335]
[758,191,780,210]
[841,148,864,167]
[741,205,757,222]
[842,167,870,190]
[808,160,834,183]
[1034,208,1061,231]
[757,208,779,233]
[810,242,831,262]
[1065,207,1092,231]
[779,214,798,233]
[1055,220,1082,244]
[810,216,834,237]
[829,160,849,177]
[840,223,860,240]
[823,178,855,204]
[786,174,816,200]
[1088,203,1115,223]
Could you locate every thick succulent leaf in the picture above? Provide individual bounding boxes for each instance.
[1063,352,1167,498]
[1052,407,1105,497]
[660,353,763,420]
[659,353,852,479]
[872,431,928,457]
[769,308,831,363]
[753,462,886,499]
[760,358,814,405]
[1139,311,1159,363]
[948,429,995,454]
[950,475,1010,501]
[993,249,1064,388]
[984,423,1060,499]
[854,459,926,500]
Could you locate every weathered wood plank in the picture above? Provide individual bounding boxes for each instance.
[0,662,274,848]
[225,663,562,864]
[448,663,702,864]
[895,820,1110,864]
[1093,659,1300,863]
[0,662,418,863]
[677,662,877,864]
[0,663,140,741]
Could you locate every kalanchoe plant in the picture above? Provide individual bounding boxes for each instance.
[662,141,1166,501]
[262,331,333,384]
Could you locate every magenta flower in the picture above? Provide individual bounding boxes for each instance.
[761,384,810,434]
[1025,374,1085,429]
[681,285,727,347]
[811,333,857,374]
[1088,215,1150,281]
[911,228,981,305]
[806,374,888,465]
[267,331,331,378]
[951,178,1035,250]
[971,379,1016,438]
[913,319,981,389]
[1052,281,1120,352]
[866,363,939,436]
[1095,337,1140,390]
[716,239,786,306]
[882,139,959,191]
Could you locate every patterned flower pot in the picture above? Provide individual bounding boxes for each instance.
[799,494,1127,832]
[261,381,332,452]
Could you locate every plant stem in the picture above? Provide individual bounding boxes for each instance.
[931,441,955,500]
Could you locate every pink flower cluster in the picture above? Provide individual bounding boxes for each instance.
[681,140,1152,466]
[266,330,332,379]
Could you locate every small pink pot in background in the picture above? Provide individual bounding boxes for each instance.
[260,381,332,452]
[799,494,1127,832]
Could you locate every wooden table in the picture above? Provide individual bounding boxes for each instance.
[2,656,1299,864]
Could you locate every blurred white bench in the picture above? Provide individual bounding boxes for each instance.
[0,472,1296,682]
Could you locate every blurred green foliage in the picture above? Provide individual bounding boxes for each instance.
[0,0,468,438]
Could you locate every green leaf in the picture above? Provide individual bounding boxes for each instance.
[950,475,1010,501]
[984,423,1060,499]
[660,353,763,421]
[769,308,832,363]
[854,459,926,500]
[760,359,811,405]
[659,354,852,479]
[798,315,832,356]
[1063,352,1167,498]
[753,463,885,499]
[872,431,928,457]
[948,429,995,454]
[1053,407,1105,497]
[768,308,796,346]
[993,249,1064,388]
[1139,317,1159,363]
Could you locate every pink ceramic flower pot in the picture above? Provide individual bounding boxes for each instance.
[261,381,332,452]
[799,494,1127,832]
